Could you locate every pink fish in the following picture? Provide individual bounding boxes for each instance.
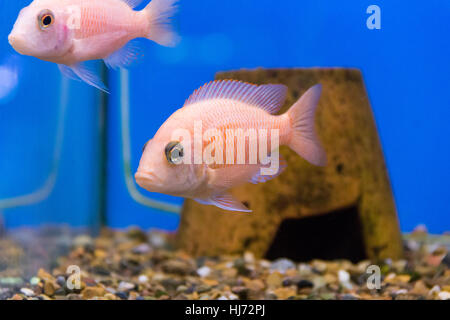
[135,80,327,212]
[8,0,179,92]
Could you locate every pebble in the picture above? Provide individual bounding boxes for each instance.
[73,235,94,248]
[222,268,238,278]
[20,288,35,297]
[104,293,118,300]
[338,270,350,283]
[273,287,296,299]
[247,279,265,291]
[0,277,24,286]
[338,269,353,289]
[118,281,135,291]
[438,291,450,300]
[148,232,167,249]
[270,258,296,274]
[132,243,152,255]
[296,279,314,290]
[312,276,327,289]
[231,286,249,299]
[115,291,129,300]
[266,272,283,288]
[197,266,211,278]
[311,260,327,274]
[56,276,66,287]
[66,293,82,300]
[410,280,428,296]
[259,260,271,269]
[54,288,66,296]
[243,252,255,264]
[162,259,194,275]
[30,277,41,286]
[44,281,58,296]
[234,258,251,276]
[441,253,450,267]
[2,226,448,301]
[298,264,313,276]
[82,287,106,299]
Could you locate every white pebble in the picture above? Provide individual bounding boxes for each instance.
[395,289,408,295]
[118,281,135,291]
[20,288,35,297]
[338,270,350,283]
[438,291,450,300]
[429,285,441,296]
[197,266,211,278]
[228,293,239,300]
[298,263,313,276]
[244,252,255,264]
[259,260,271,269]
[138,275,149,283]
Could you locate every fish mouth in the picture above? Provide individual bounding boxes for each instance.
[135,171,160,189]
[8,33,28,55]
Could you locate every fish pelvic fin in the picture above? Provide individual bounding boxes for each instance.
[143,0,179,47]
[196,193,252,213]
[287,84,326,166]
[59,63,109,93]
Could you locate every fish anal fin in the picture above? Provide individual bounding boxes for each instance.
[184,80,288,114]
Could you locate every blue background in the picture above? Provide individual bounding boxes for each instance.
[1,0,449,233]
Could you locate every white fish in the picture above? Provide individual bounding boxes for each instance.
[135,80,327,212]
[8,0,179,92]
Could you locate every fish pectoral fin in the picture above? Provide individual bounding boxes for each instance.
[207,193,252,213]
[63,63,109,93]
[58,64,81,81]
[120,0,146,9]
[104,39,144,70]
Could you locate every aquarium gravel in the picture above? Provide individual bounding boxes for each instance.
[0,227,449,300]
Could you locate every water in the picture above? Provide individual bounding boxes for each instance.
[0,0,448,300]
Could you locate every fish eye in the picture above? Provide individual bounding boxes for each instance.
[38,10,54,30]
[165,141,184,165]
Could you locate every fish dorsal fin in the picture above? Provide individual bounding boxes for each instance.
[121,0,145,9]
[184,80,288,114]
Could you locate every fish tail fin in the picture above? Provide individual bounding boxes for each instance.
[286,84,327,166]
[142,0,179,47]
